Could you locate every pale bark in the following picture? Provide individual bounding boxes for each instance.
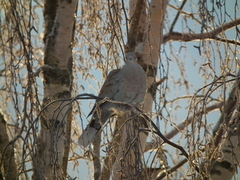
[100,116,123,180]
[112,113,148,180]
[211,108,240,180]
[0,112,17,180]
[210,74,240,180]
[128,0,146,52]
[112,0,169,179]
[32,0,77,179]
[102,0,148,179]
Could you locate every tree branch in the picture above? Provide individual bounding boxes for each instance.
[155,158,188,180]
[163,17,240,44]
[167,4,210,28]
[140,120,189,160]
[165,101,224,140]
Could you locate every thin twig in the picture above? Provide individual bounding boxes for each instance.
[169,0,187,32]
[165,101,224,140]
[139,117,189,160]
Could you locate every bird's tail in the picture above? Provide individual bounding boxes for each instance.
[78,125,99,147]
[79,108,112,147]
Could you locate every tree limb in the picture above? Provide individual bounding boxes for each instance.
[168,4,203,27]
[155,158,188,180]
[165,101,224,140]
[163,17,240,44]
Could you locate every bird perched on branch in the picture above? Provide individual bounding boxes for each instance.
[78,52,147,147]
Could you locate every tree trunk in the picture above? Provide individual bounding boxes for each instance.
[111,0,169,179]
[0,112,17,180]
[32,0,77,179]
[211,112,240,180]
[210,73,240,180]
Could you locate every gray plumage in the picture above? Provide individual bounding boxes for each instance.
[78,52,147,147]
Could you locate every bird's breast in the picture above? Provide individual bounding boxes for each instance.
[120,63,147,104]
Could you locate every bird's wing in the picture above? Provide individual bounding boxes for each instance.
[87,69,122,117]
[98,69,122,99]
[78,69,123,147]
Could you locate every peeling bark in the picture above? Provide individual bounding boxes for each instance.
[32,0,77,179]
[210,73,240,180]
[211,120,240,180]
[100,116,123,180]
[111,0,169,179]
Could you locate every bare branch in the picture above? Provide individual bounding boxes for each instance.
[149,76,167,98]
[163,18,240,44]
[165,101,224,140]
[143,102,224,152]
[34,65,55,76]
[140,125,189,160]
[169,0,187,32]
[155,159,188,180]
[167,4,209,28]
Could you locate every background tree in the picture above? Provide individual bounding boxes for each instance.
[0,0,240,180]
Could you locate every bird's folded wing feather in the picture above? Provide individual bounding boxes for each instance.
[98,69,122,99]
[87,69,122,117]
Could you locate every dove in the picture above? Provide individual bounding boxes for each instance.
[78,52,147,147]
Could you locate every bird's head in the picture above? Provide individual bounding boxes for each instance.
[125,52,138,63]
